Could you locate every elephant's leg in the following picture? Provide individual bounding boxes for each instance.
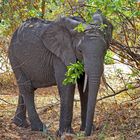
[77,74,88,131]
[14,69,45,131]
[12,95,29,128]
[22,89,44,131]
[54,60,75,136]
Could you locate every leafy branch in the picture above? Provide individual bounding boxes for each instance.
[63,61,84,85]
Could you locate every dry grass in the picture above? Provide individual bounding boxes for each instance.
[0,85,140,140]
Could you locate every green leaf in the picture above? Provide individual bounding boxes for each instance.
[99,23,107,31]
[126,83,134,89]
[74,23,85,32]
[63,61,84,85]
[104,50,115,65]
[60,0,65,3]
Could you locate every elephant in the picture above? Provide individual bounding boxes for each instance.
[8,11,113,136]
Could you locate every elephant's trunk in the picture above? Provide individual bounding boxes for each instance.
[84,58,103,136]
[85,74,100,136]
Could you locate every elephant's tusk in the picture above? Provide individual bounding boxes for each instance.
[83,73,88,93]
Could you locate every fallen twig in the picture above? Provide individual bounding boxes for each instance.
[0,97,15,105]
[38,102,60,115]
[97,85,140,101]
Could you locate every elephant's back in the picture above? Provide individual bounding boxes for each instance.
[15,18,51,42]
[9,18,51,59]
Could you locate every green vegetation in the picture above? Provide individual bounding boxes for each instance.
[63,61,84,85]
[104,50,114,65]
[74,23,86,32]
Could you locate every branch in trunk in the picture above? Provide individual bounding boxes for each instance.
[111,40,140,65]
[41,0,46,19]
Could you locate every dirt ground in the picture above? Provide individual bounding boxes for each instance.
[0,85,140,140]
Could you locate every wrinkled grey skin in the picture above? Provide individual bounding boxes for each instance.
[8,11,113,136]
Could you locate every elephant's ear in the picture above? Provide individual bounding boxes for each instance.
[103,18,113,46]
[93,10,113,46]
[41,22,76,66]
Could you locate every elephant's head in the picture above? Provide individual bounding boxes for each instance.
[72,11,113,135]
[41,11,113,136]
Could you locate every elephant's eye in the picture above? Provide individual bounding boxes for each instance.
[79,49,82,53]
[77,47,82,53]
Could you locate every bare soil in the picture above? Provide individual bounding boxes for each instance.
[0,86,140,140]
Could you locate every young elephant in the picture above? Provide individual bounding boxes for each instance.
[8,11,113,136]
